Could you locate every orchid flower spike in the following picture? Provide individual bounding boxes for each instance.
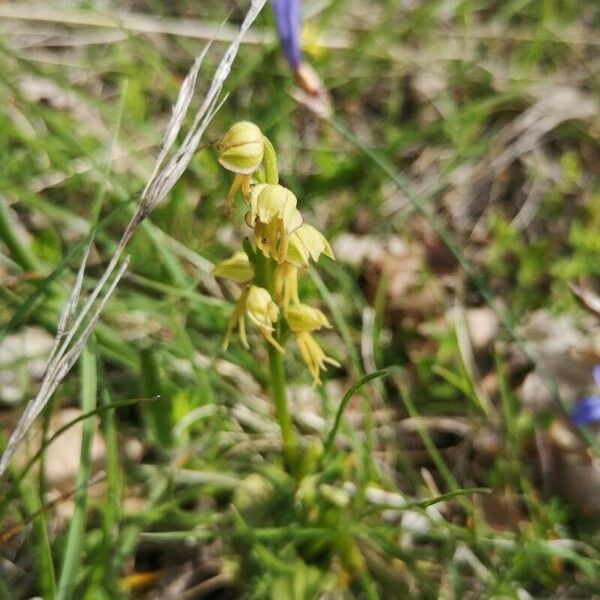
[570,365,600,426]
[216,121,338,386]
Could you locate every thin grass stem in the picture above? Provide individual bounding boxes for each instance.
[56,343,97,600]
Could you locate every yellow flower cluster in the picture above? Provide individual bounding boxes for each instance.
[213,122,339,385]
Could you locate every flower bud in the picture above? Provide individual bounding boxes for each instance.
[286,303,331,333]
[212,251,254,283]
[218,121,264,175]
[246,285,279,330]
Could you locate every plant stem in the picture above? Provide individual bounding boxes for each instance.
[267,328,297,471]
[252,134,297,471]
[18,476,57,599]
[57,343,97,600]
[253,249,297,473]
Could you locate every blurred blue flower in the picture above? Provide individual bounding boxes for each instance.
[272,0,302,70]
[570,365,600,426]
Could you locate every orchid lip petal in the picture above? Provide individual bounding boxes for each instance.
[570,395,600,426]
[272,0,302,70]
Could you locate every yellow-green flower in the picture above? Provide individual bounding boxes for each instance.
[246,184,303,262]
[285,223,334,268]
[218,122,265,211]
[295,331,340,386]
[212,251,254,283]
[285,302,336,384]
[223,285,283,353]
[285,303,332,332]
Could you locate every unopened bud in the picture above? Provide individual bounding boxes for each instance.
[218,121,264,175]
[212,251,254,283]
[247,285,279,329]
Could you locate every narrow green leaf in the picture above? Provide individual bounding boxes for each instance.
[414,487,491,509]
[18,478,57,599]
[140,348,172,448]
[323,370,388,455]
[57,343,97,600]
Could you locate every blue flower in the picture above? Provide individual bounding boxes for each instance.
[272,0,302,70]
[570,365,600,426]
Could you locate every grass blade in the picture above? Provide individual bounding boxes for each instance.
[56,343,97,600]
[18,478,57,599]
[323,369,388,455]
[140,347,172,447]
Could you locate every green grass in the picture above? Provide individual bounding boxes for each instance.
[1,0,600,598]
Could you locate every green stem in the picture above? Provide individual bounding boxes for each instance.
[19,477,57,599]
[253,229,297,472]
[57,343,97,600]
[267,330,297,471]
